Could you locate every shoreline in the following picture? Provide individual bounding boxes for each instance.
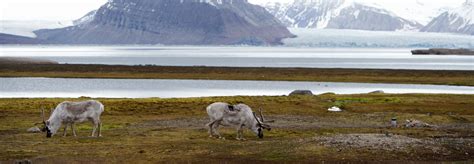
[0,57,58,64]
[1,64,473,86]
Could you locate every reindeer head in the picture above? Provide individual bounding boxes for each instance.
[37,108,52,138]
[252,108,272,139]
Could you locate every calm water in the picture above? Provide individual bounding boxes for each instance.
[1,78,473,98]
[1,46,473,70]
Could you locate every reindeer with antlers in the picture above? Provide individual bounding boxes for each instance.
[37,100,104,138]
[206,102,272,140]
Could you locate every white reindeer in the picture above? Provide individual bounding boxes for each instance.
[40,100,104,138]
[206,102,272,140]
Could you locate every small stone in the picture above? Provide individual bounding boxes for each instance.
[27,126,41,133]
[328,106,342,112]
[15,159,32,164]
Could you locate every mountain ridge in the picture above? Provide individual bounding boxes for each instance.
[34,0,294,45]
[259,0,472,35]
[263,0,422,31]
[421,0,474,35]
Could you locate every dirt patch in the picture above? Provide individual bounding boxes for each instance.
[136,114,389,131]
[137,117,208,130]
[315,134,447,153]
[133,115,474,133]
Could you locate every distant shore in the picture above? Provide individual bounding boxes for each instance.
[411,48,474,55]
[1,63,473,86]
[0,57,58,65]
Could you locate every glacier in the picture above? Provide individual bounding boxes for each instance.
[0,20,72,38]
[284,28,474,48]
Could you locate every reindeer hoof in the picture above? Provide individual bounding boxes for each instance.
[219,137,226,140]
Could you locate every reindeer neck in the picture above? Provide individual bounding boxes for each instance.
[47,115,63,134]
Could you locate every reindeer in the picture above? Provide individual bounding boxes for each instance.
[38,100,104,138]
[206,102,272,140]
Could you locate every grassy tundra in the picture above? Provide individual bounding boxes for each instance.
[1,94,473,163]
[1,64,474,86]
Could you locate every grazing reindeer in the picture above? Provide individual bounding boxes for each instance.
[39,100,104,138]
[206,102,272,140]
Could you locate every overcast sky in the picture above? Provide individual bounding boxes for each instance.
[1,0,107,21]
[0,0,464,21]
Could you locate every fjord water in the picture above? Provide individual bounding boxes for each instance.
[1,78,473,98]
[1,46,473,70]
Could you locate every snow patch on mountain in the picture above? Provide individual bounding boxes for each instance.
[73,10,97,26]
[421,0,474,35]
[450,0,474,26]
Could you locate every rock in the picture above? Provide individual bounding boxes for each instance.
[411,48,474,55]
[15,159,32,164]
[27,126,41,133]
[328,106,342,112]
[369,90,385,94]
[289,90,314,96]
[405,119,437,128]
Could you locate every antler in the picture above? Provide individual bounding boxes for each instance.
[252,112,262,126]
[259,108,275,123]
[254,111,272,131]
[41,108,46,123]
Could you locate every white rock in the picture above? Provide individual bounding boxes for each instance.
[328,106,342,112]
[27,126,41,133]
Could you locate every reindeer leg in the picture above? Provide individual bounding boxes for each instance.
[238,124,246,141]
[63,123,68,137]
[236,126,242,140]
[98,120,102,137]
[206,120,216,138]
[91,120,98,137]
[71,123,77,137]
[213,122,224,140]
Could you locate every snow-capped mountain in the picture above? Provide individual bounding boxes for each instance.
[262,0,422,31]
[421,0,474,35]
[256,0,469,32]
[34,0,294,45]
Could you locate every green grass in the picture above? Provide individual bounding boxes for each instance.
[1,64,474,86]
[0,94,473,162]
